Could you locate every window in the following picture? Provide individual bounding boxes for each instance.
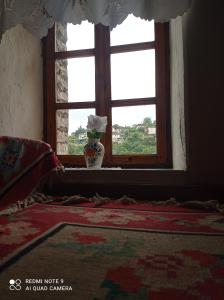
[43,15,171,168]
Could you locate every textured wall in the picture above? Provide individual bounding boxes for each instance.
[0,24,43,139]
[170,17,186,170]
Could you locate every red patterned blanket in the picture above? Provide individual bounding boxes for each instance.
[0,136,61,210]
[0,203,224,299]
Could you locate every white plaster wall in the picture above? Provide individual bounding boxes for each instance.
[0,24,43,139]
[170,17,186,170]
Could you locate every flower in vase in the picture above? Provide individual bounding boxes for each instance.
[87,115,107,139]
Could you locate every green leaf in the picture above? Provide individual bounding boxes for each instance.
[87,129,103,139]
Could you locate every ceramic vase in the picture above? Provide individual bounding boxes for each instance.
[84,138,104,169]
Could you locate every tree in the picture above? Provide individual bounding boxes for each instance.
[143,117,153,127]
[72,126,86,137]
[113,124,121,130]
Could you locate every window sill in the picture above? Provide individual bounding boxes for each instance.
[46,168,223,201]
[51,168,187,186]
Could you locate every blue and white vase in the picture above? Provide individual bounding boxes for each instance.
[84,138,104,169]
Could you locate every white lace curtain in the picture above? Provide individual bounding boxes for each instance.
[0,0,191,42]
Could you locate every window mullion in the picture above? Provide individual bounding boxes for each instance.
[154,22,171,164]
[95,24,112,165]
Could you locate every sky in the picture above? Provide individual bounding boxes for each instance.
[62,15,156,134]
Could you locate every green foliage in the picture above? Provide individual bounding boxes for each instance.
[68,134,86,155]
[112,124,156,155]
[87,129,103,139]
[71,126,86,136]
[143,117,153,127]
[68,118,156,155]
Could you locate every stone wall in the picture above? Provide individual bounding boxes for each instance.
[55,23,69,154]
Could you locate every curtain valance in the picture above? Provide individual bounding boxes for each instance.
[0,0,191,42]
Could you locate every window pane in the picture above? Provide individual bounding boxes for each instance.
[55,57,95,103]
[111,15,154,46]
[67,21,94,51]
[56,108,95,155]
[112,105,156,155]
[55,21,94,52]
[111,50,155,100]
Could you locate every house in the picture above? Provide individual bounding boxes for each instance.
[147,128,156,135]
[112,133,123,144]
[78,132,88,142]
[112,127,123,143]
[0,0,223,199]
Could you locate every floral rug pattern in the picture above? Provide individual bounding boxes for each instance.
[0,203,224,299]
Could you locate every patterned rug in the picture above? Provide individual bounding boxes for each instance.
[0,203,224,299]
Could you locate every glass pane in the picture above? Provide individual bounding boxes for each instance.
[56,108,95,155]
[111,15,154,46]
[111,50,155,100]
[67,21,94,51]
[55,57,95,103]
[55,21,94,52]
[112,105,156,155]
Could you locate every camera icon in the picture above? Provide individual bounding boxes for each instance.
[9,279,22,291]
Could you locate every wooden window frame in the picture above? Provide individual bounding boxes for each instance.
[42,21,171,168]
